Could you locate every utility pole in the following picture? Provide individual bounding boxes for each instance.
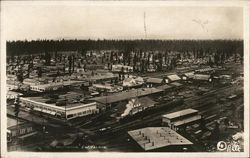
[14,95,20,148]
[64,96,67,124]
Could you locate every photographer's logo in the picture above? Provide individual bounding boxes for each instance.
[217,141,227,151]
[217,141,241,152]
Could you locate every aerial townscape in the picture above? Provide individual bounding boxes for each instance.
[6,39,244,152]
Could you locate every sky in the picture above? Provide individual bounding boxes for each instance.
[2,3,243,41]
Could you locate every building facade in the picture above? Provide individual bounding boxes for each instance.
[20,97,98,120]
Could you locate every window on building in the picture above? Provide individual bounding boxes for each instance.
[27,127,32,133]
[67,114,73,118]
[20,128,26,135]
[12,131,16,137]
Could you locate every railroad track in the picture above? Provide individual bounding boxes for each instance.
[73,84,240,138]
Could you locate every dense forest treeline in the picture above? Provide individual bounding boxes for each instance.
[6,39,243,56]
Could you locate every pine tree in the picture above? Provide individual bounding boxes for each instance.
[68,56,72,74]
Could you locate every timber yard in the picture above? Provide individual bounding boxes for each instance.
[6,39,244,152]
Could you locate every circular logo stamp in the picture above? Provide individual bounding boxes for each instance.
[217,141,227,151]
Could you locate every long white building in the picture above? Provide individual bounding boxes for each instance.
[30,81,86,92]
[20,97,98,120]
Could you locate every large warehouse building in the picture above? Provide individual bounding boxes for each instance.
[20,97,98,120]
[162,108,201,131]
[128,127,193,151]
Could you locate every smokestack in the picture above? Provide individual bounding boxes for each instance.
[152,142,154,146]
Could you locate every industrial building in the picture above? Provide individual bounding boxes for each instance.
[162,108,201,131]
[146,77,165,87]
[30,81,86,92]
[111,64,133,73]
[7,117,36,143]
[182,72,195,80]
[122,76,144,88]
[165,74,181,83]
[20,97,98,120]
[128,127,193,151]
[92,83,123,93]
[86,73,118,83]
[90,87,163,106]
[193,74,213,82]
[7,91,23,100]
[120,97,156,118]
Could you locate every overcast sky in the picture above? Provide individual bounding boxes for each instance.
[2,3,243,41]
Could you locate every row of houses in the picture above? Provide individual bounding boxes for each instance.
[145,73,212,88]
[145,66,238,87]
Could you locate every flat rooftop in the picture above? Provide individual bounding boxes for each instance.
[128,127,193,151]
[89,87,163,104]
[7,117,24,128]
[21,95,95,109]
[31,80,86,88]
[162,108,198,119]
